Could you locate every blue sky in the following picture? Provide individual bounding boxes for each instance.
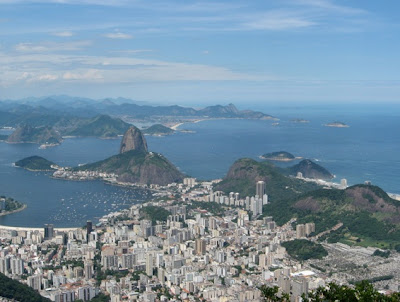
[1,0,399,105]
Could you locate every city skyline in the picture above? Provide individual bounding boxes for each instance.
[1,1,400,104]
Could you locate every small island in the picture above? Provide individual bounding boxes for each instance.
[291,118,310,123]
[261,151,299,162]
[324,121,349,128]
[0,134,9,141]
[0,196,26,217]
[15,156,58,171]
[142,124,174,136]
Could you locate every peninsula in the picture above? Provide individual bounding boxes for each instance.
[0,196,26,217]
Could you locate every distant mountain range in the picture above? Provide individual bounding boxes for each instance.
[0,95,277,128]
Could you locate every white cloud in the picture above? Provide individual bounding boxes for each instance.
[297,0,366,15]
[15,40,92,52]
[0,0,130,6]
[0,51,273,88]
[242,11,316,31]
[111,49,154,55]
[16,72,58,82]
[104,32,133,39]
[52,31,74,37]
[63,69,103,81]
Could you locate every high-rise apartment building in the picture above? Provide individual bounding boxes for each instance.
[256,181,266,198]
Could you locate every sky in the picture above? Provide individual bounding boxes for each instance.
[1,0,400,105]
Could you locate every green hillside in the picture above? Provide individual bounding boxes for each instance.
[74,150,184,185]
[214,158,320,201]
[143,124,174,136]
[15,156,57,171]
[287,159,334,180]
[7,125,62,144]
[64,115,131,138]
[0,272,51,302]
[265,185,400,248]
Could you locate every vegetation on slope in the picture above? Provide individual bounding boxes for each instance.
[15,156,57,171]
[64,115,131,138]
[287,159,334,180]
[261,151,295,161]
[266,185,400,247]
[214,158,320,201]
[140,205,171,224]
[0,272,51,302]
[74,150,184,185]
[7,125,62,144]
[281,239,328,261]
[261,281,400,302]
[0,196,24,212]
[215,158,400,247]
[143,124,174,136]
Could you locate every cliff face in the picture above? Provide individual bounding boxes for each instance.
[288,159,333,180]
[120,126,148,154]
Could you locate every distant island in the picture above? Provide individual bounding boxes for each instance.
[0,134,8,141]
[324,121,349,128]
[291,118,310,123]
[142,124,174,136]
[15,156,58,171]
[261,151,300,161]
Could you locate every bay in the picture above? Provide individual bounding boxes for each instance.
[0,102,399,227]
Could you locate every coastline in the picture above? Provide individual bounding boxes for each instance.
[0,204,27,217]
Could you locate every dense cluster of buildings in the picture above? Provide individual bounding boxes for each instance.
[0,178,398,301]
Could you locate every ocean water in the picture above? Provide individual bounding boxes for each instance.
[0,138,152,228]
[0,103,399,227]
[146,103,400,193]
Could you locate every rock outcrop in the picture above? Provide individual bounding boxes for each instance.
[120,126,148,154]
[74,126,184,185]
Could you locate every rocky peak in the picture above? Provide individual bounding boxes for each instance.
[120,126,148,154]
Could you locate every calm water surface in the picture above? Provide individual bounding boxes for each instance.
[0,103,399,227]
